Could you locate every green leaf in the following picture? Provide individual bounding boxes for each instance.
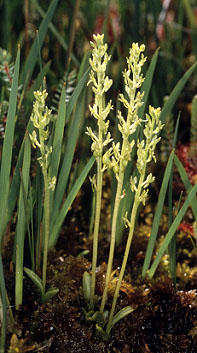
[51,88,86,228]
[15,136,31,309]
[148,183,197,279]
[174,154,197,220]
[49,156,95,247]
[24,267,44,296]
[107,306,136,335]
[139,47,159,118]
[95,324,108,341]
[82,271,91,301]
[50,85,66,179]
[26,61,51,100]
[142,150,175,277]
[0,46,20,246]
[32,0,79,67]
[21,0,59,89]
[85,309,107,326]
[24,268,58,303]
[160,61,197,124]
[42,288,59,303]
[66,67,90,124]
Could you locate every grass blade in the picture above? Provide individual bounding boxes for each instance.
[50,85,66,179]
[142,150,175,277]
[66,67,90,124]
[32,0,79,67]
[21,0,59,89]
[160,61,197,124]
[148,183,197,279]
[138,47,160,118]
[109,306,135,333]
[24,267,44,296]
[168,113,180,283]
[49,156,95,247]
[26,61,51,101]
[15,135,31,309]
[0,46,20,245]
[51,88,86,229]
[174,154,197,220]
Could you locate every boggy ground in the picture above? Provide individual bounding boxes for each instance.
[4,202,197,353]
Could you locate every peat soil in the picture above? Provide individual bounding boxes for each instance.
[4,203,197,353]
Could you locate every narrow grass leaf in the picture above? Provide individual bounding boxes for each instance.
[0,46,20,246]
[142,150,175,277]
[49,156,95,247]
[15,136,31,309]
[24,267,44,296]
[148,183,197,278]
[7,121,34,231]
[32,0,79,67]
[66,67,90,124]
[174,154,197,220]
[27,61,51,100]
[50,85,66,178]
[160,61,197,124]
[182,0,195,27]
[42,288,59,303]
[77,52,90,81]
[21,0,59,89]
[138,47,159,118]
[109,306,136,333]
[82,271,91,301]
[168,113,180,283]
[51,89,86,228]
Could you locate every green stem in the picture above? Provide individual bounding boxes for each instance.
[100,88,137,314]
[89,96,103,309]
[41,153,50,293]
[106,171,145,335]
[89,160,102,309]
[100,161,124,314]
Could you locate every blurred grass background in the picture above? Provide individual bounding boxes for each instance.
[0,0,196,140]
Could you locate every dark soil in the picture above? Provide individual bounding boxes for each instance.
[4,204,197,353]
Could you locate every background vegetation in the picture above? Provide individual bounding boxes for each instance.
[0,0,197,351]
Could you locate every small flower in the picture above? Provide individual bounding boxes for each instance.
[29,130,40,149]
[122,212,131,228]
[130,176,138,193]
[30,89,54,176]
[48,176,56,191]
[87,34,113,168]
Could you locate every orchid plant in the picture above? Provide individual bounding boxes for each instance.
[24,90,58,303]
[83,34,163,339]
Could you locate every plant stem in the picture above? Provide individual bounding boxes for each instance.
[90,98,103,309]
[100,159,125,314]
[100,91,138,314]
[90,161,103,309]
[106,171,145,335]
[41,152,50,293]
